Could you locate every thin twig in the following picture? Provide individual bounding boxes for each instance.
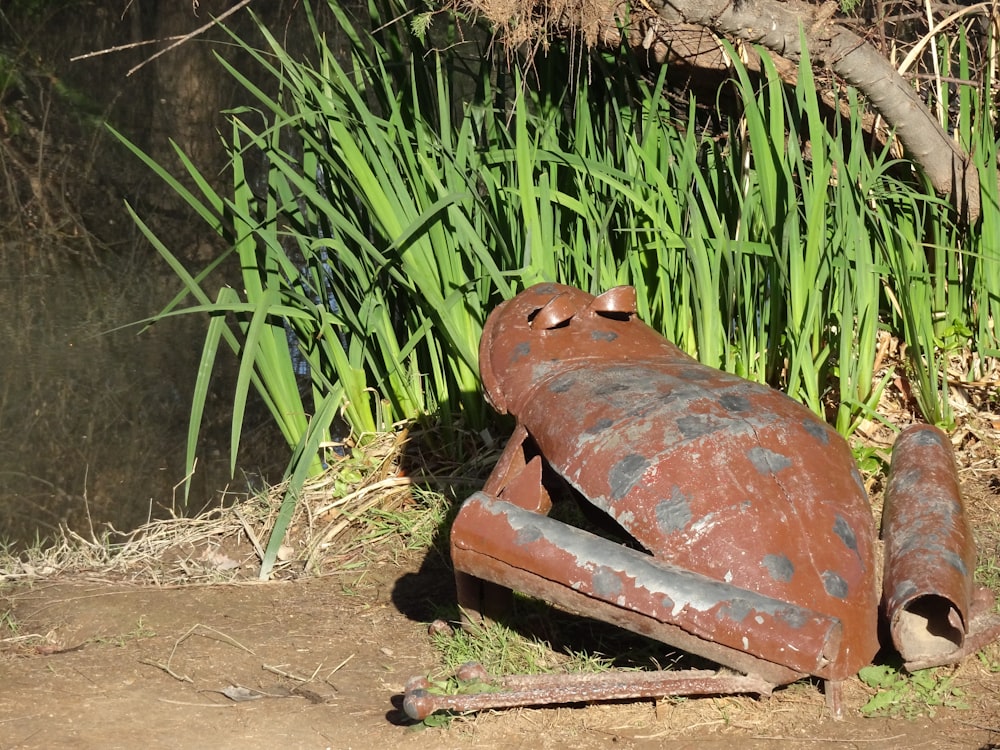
[140,658,193,683]
[129,0,256,76]
[750,735,906,743]
[262,662,323,683]
[70,37,179,62]
[325,653,355,682]
[233,506,265,562]
[71,0,256,76]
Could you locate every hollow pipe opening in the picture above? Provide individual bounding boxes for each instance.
[891,594,965,661]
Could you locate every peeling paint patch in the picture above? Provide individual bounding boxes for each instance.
[747,446,793,475]
[763,554,794,583]
[822,571,849,599]
[512,341,531,362]
[608,454,649,501]
[656,487,692,534]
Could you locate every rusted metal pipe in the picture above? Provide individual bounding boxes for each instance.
[881,425,977,669]
[402,663,772,721]
[454,492,836,683]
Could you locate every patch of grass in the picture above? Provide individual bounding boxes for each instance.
[859,664,969,718]
[430,593,683,685]
[91,616,156,648]
[0,606,19,637]
[432,615,571,678]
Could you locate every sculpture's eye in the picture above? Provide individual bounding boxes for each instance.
[530,293,576,330]
[594,309,631,322]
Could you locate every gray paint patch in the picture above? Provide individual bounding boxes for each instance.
[747,446,793,475]
[591,329,618,342]
[514,526,544,545]
[677,413,728,440]
[833,514,859,555]
[592,567,624,599]
[944,549,968,576]
[594,381,630,396]
[724,597,752,622]
[802,418,830,445]
[890,579,918,604]
[585,417,615,434]
[608,454,649,501]
[718,392,751,413]
[908,429,946,448]
[548,373,576,393]
[850,467,867,496]
[656,487,693,534]
[777,607,809,629]
[822,571,849,599]
[763,554,794,582]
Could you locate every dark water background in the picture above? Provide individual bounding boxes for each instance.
[0,1,343,547]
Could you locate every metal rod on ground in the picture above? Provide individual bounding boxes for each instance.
[402,665,774,721]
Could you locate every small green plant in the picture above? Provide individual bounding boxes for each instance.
[0,607,19,636]
[977,648,1000,673]
[851,443,889,477]
[859,664,969,718]
[91,616,156,647]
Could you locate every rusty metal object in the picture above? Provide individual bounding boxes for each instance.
[401,283,996,721]
[466,283,880,683]
[881,424,1000,670]
[402,663,772,721]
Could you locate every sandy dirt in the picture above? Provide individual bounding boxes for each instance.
[2,548,999,750]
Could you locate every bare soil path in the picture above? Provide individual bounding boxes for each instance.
[2,551,999,750]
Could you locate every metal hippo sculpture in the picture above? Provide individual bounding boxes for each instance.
[403,283,1000,720]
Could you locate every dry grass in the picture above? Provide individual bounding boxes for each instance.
[0,427,494,586]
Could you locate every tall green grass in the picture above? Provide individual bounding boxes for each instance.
[118,0,998,576]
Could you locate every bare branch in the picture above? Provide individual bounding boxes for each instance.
[643,0,981,218]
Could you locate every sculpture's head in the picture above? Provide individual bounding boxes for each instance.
[479,283,666,415]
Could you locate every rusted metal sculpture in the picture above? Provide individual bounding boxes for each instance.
[401,283,999,721]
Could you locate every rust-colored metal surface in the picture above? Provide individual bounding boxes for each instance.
[400,282,999,722]
[881,424,1000,670]
[470,283,880,681]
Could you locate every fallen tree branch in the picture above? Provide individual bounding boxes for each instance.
[643,0,982,219]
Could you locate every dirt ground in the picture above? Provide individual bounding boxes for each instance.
[2,547,999,750]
